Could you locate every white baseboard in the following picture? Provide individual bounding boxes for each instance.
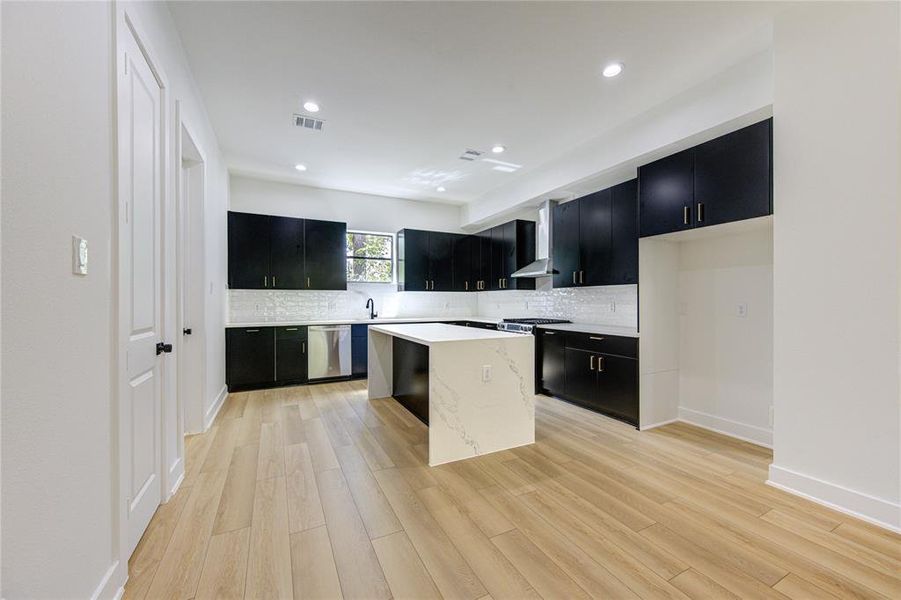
[639,418,679,431]
[768,464,901,533]
[203,385,228,431]
[677,406,772,448]
[91,560,125,600]
[168,464,186,500]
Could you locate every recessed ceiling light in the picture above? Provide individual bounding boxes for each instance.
[436,186,446,192]
[303,101,320,113]
[294,163,307,172]
[491,145,506,154]
[602,62,624,78]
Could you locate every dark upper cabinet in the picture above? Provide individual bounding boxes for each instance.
[429,232,455,291]
[538,330,565,397]
[269,216,305,289]
[507,220,536,290]
[553,181,636,288]
[579,189,613,286]
[638,148,695,238]
[694,118,772,227]
[610,179,639,285]
[489,225,505,291]
[226,327,274,387]
[275,326,307,384]
[304,219,347,290]
[228,212,271,289]
[453,235,474,291]
[552,200,581,288]
[639,118,773,237]
[397,229,430,292]
[228,212,346,290]
[475,229,492,290]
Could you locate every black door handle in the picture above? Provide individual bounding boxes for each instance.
[156,342,173,355]
[183,328,192,335]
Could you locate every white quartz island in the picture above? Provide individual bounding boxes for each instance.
[368,323,535,466]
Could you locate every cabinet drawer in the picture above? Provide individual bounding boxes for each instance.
[276,325,306,340]
[563,332,638,358]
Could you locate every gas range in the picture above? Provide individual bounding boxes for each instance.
[497,318,571,335]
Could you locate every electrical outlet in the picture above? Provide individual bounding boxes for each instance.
[737,303,748,318]
[609,299,616,312]
[481,365,492,382]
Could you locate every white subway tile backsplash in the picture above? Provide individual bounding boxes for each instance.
[228,282,638,328]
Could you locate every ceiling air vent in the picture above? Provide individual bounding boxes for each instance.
[458,148,483,161]
[293,114,325,131]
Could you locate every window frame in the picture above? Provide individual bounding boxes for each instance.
[345,229,396,284]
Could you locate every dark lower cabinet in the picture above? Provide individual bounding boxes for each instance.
[227,325,309,390]
[226,327,275,388]
[392,337,429,425]
[537,328,639,427]
[351,324,368,378]
[275,326,307,384]
[538,330,565,396]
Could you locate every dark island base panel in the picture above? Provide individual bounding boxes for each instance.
[228,376,346,393]
[392,337,430,425]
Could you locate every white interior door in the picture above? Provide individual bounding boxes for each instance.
[119,23,164,557]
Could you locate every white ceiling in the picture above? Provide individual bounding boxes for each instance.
[169,1,784,205]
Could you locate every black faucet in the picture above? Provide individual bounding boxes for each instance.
[366,298,378,319]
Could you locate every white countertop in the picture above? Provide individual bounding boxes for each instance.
[226,316,502,328]
[536,322,640,338]
[369,322,527,345]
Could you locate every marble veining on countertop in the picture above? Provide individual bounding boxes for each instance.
[226,316,503,328]
[369,323,528,345]
[535,322,640,338]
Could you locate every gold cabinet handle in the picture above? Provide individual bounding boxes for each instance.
[264,275,268,287]
[302,341,306,354]
[579,271,584,284]
[246,329,259,333]
[572,271,577,284]
[544,331,555,335]
[285,327,298,331]
[683,206,690,225]
[272,275,277,286]
[697,202,704,223]
[590,355,595,371]
[589,336,605,341]
[598,356,605,372]
[306,277,310,288]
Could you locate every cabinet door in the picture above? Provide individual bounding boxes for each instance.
[228,212,270,289]
[510,220,536,290]
[596,354,638,426]
[552,200,580,288]
[304,219,347,290]
[428,232,454,291]
[638,148,694,237]
[398,229,429,291]
[269,216,305,289]
[610,179,639,285]
[500,221,516,288]
[539,330,565,396]
[694,118,772,227]
[488,225,505,290]
[226,327,274,387]
[476,230,492,289]
[351,325,368,377]
[275,327,307,383]
[563,348,596,406]
[452,235,473,291]
[579,189,612,286]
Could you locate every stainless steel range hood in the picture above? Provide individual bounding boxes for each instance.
[511,199,558,278]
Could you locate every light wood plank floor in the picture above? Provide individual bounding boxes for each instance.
[125,380,901,599]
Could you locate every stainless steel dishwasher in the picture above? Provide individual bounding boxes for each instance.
[308,325,351,380]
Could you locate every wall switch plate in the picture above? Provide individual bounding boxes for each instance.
[737,303,748,318]
[72,235,88,275]
[481,365,492,382]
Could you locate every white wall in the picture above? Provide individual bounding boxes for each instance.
[771,2,900,530]
[678,225,773,446]
[1,2,116,597]
[230,175,465,233]
[1,1,230,597]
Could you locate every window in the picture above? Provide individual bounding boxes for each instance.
[346,231,394,283]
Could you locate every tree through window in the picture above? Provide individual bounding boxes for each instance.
[346,231,394,283]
